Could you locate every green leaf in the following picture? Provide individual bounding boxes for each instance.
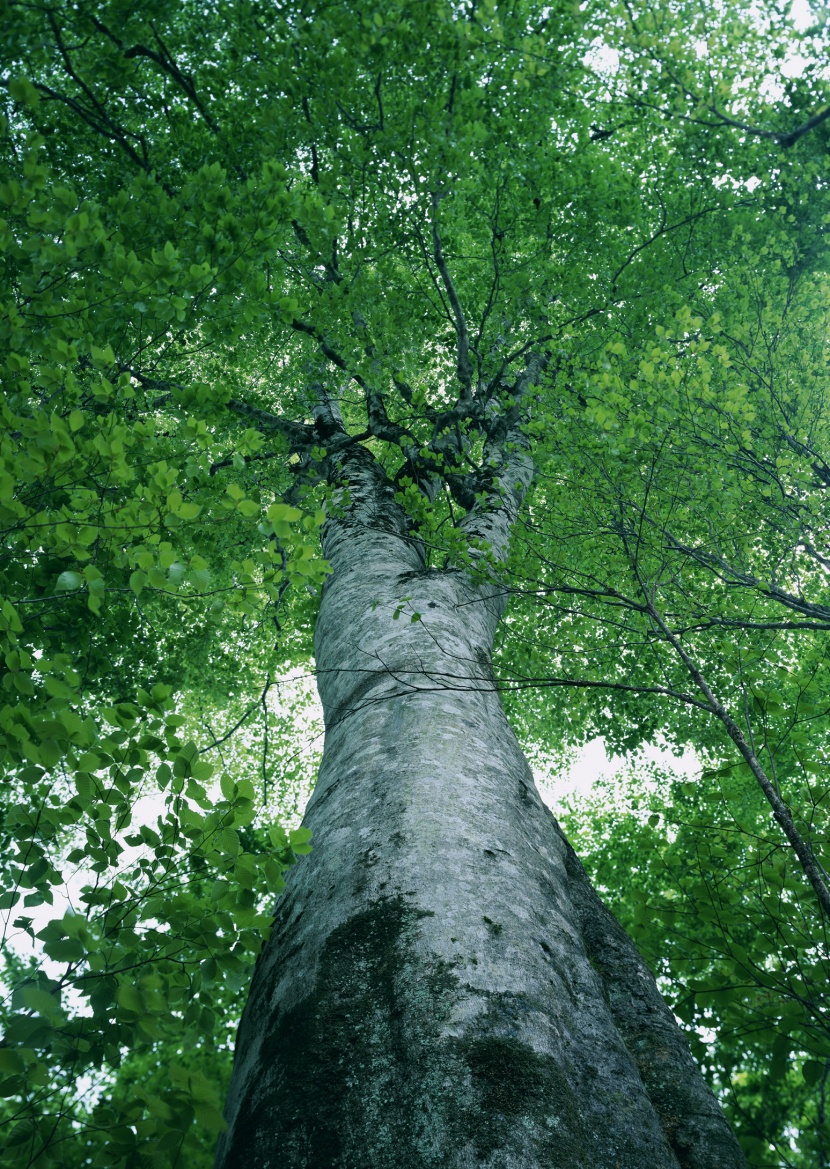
[91,343,116,366]
[20,987,63,1021]
[192,1101,227,1132]
[289,827,312,855]
[129,570,147,595]
[56,570,84,591]
[43,937,84,962]
[0,1049,25,1075]
[267,503,302,524]
[8,77,41,107]
[803,1059,824,1086]
[116,983,143,1014]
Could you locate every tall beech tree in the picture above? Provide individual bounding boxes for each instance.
[2,0,830,1165]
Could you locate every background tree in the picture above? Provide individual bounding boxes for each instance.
[1,0,829,1165]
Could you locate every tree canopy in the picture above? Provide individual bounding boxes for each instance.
[1,0,829,1165]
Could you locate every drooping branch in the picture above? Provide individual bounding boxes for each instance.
[608,204,740,292]
[630,563,830,920]
[313,661,712,714]
[658,527,830,624]
[89,15,219,133]
[39,11,154,173]
[31,80,152,177]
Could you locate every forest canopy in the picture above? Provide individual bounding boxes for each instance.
[1,0,829,1165]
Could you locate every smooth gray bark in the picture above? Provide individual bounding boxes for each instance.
[215,446,746,1169]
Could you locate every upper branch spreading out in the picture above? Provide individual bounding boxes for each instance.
[430,193,474,400]
[620,0,830,150]
[461,351,549,560]
[89,15,219,132]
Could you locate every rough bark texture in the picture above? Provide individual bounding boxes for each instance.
[215,448,746,1169]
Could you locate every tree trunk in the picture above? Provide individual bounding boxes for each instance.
[215,448,746,1169]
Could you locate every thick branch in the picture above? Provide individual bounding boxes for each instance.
[702,95,830,150]
[289,319,372,396]
[483,333,554,402]
[209,451,282,476]
[124,24,218,132]
[226,400,314,448]
[461,352,548,560]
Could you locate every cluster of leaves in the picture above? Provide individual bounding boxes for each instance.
[0,10,334,1163]
[0,704,316,1167]
[500,221,830,835]
[0,705,312,1165]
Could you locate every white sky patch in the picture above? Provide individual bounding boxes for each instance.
[759,73,787,103]
[537,736,700,811]
[713,171,763,193]
[790,0,815,32]
[781,53,811,78]
[583,38,620,77]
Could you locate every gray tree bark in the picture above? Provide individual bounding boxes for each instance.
[215,444,746,1169]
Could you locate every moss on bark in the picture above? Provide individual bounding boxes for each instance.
[221,896,600,1168]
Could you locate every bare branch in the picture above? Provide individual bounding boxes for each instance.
[700,94,830,150]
